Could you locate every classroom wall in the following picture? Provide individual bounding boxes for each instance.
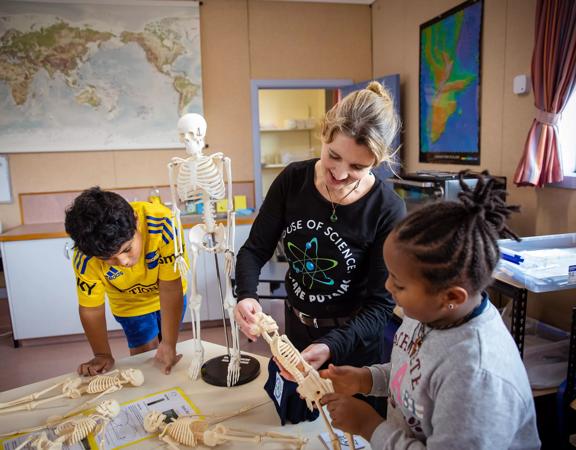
[372,0,576,237]
[372,0,576,330]
[0,0,372,230]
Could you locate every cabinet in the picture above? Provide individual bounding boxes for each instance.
[0,237,121,341]
[0,224,252,341]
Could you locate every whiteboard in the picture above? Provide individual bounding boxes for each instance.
[0,155,13,203]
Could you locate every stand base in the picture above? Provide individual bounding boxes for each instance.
[201,353,260,387]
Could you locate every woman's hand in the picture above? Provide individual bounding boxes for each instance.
[321,393,384,439]
[301,343,331,370]
[319,364,373,395]
[234,298,262,340]
[274,343,331,382]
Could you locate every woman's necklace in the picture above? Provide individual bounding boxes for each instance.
[325,180,360,223]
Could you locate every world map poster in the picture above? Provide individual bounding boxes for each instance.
[0,0,202,152]
[419,0,482,164]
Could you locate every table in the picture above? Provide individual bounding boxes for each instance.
[0,341,343,449]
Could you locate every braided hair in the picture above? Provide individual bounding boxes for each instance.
[393,171,520,294]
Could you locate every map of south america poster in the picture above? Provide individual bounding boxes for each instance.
[0,0,202,152]
[419,0,482,164]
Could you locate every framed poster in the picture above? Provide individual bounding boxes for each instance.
[419,0,483,164]
[0,0,202,153]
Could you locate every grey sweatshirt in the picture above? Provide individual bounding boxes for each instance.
[367,300,540,450]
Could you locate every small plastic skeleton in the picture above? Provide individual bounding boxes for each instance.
[168,113,241,386]
[144,410,307,449]
[12,400,120,450]
[0,368,143,415]
[14,433,62,450]
[249,313,355,450]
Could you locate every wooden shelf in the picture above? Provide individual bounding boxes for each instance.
[260,127,315,132]
[261,163,287,169]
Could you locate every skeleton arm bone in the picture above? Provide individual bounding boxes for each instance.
[168,158,190,278]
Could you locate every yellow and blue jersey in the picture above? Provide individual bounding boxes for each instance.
[72,201,188,317]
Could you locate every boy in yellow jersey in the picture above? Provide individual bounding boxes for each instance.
[65,187,188,376]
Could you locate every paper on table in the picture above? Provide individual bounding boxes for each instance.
[102,387,200,449]
[318,430,368,450]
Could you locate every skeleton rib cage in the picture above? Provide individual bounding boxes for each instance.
[176,155,226,203]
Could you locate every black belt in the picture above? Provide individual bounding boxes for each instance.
[287,303,357,329]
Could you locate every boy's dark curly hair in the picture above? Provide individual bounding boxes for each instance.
[65,187,137,259]
[393,171,520,294]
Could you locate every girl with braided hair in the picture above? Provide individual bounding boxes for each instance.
[321,171,540,450]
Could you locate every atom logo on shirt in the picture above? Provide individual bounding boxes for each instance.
[286,237,338,288]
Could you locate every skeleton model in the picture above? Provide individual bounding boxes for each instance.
[11,399,120,450]
[143,409,307,449]
[168,113,241,387]
[248,313,355,450]
[0,368,143,415]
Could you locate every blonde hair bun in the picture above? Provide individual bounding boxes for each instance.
[366,81,393,104]
[320,80,400,166]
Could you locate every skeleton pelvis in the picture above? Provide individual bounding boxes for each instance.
[188,223,226,252]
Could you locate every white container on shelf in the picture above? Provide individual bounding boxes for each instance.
[495,233,576,292]
[502,309,570,389]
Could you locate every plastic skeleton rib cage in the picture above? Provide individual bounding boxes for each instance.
[12,399,121,450]
[143,409,307,449]
[168,113,241,386]
[249,312,356,450]
[0,369,144,415]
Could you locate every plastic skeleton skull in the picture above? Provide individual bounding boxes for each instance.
[178,113,207,156]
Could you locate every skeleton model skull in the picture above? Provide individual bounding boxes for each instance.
[168,113,241,386]
[249,312,356,450]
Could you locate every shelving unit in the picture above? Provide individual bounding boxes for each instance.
[257,89,326,197]
[260,127,316,132]
[261,163,287,169]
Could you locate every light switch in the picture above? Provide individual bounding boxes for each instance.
[513,75,530,95]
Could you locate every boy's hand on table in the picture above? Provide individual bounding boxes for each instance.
[78,354,115,376]
[154,342,182,374]
[321,393,384,439]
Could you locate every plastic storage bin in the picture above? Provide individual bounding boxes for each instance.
[502,309,570,389]
[495,233,576,292]
[522,318,569,389]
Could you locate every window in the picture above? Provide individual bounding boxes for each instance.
[554,91,576,188]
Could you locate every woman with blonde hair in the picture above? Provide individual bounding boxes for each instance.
[234,81,405,421]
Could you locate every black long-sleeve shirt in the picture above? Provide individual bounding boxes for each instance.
[236,159,406,362]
